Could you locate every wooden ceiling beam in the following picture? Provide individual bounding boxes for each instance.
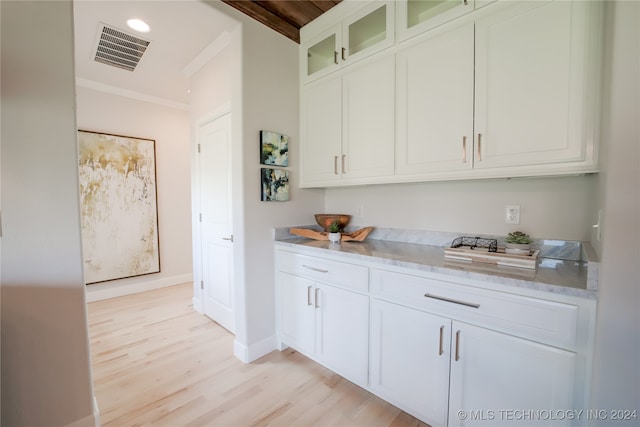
[257,0,326,28]
[220,0,342,44]
[221,0,301,43]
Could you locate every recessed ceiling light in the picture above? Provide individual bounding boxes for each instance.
[127,19,150,33]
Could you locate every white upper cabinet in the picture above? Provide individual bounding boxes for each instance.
[473,0,600,172]
[304,25,342,82]
[299,0,603,187]
[300,75,343,185]
[396,0,474,42]
[301,1,394,83]
[396,20,475,176]
[301,54,395,187]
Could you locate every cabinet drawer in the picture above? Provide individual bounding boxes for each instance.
[277,250,369,292]
[371,269,578,349]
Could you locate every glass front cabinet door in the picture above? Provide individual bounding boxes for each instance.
[397,0,475,42]
[302,1,394,83]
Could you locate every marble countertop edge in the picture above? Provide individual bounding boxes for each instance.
[273,226,598,300]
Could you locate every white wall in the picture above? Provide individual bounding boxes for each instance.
[327,175,596,241]
[589,0,640,418]
[195,2,325,361]
[188,27,238,313]
[1,1,95,426]
[239,12,325,358]
[76,87,193,301]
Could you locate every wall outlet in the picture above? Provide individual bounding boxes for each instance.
[505,205,520,225]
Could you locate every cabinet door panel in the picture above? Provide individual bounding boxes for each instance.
[344,1,395,64]
[342,55,395,180]
[396,21,474,175]
[279,272,316,357]
[397,0,473,42]
[300,76,343,186]
[474,1,590,169]
[304,27,341,82]
[449,322,576,426]
[316,284,369,386]
[370,298,451,427]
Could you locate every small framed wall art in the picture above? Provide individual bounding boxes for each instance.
[261,168,289,201]
[260,130,289,166]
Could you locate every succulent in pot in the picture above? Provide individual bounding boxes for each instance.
[504,231,532,254]
[328,220,341,243]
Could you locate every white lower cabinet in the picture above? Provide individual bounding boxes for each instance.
[316,281,369,385]
[277,251,369,387]
[448,322,576,427]
[279,272,317,357]
[370,298,452,427]
[370,298,577,427]
[276,247,594,427]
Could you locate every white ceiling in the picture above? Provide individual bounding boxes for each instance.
[74,0,240,106]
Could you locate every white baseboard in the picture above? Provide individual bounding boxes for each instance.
[64,410,97,427]
[233,335,278,363]
[85,274,193,302]
[93,395,100,427]
[192,296,203,313]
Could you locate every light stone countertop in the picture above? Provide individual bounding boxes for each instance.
[274,227,598,300]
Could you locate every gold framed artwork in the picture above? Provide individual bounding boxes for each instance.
[78,130,160,284]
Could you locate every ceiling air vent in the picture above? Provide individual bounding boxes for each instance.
[93,23,151,72]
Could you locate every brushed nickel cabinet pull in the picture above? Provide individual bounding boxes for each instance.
[307,286,313,306]
[302,265,329,273]
[315,288,320,308]
[342,47,346,61]
[424,293,480,309]
[462,136,467,163]
[455,330,461,361]
[439,325,445,356]
[342,154,346,174]
[334,51,338,64]
[477,133,482,161]
[334,155,339,175]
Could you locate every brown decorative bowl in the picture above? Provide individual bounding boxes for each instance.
[314,214,351,232]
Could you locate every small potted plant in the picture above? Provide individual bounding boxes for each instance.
[504,231,532,255]
[328,220,341,243]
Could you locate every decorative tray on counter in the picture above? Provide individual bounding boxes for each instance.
[289,227,373,242]
[444,236,539,270]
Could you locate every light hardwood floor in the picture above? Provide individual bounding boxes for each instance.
[87,283,429,427]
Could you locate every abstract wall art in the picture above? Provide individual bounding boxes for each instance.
[261,168,289,202]
[260,130,289,166]
[78,130,160,284]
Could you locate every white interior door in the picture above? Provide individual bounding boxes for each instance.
[198,114,234,333]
